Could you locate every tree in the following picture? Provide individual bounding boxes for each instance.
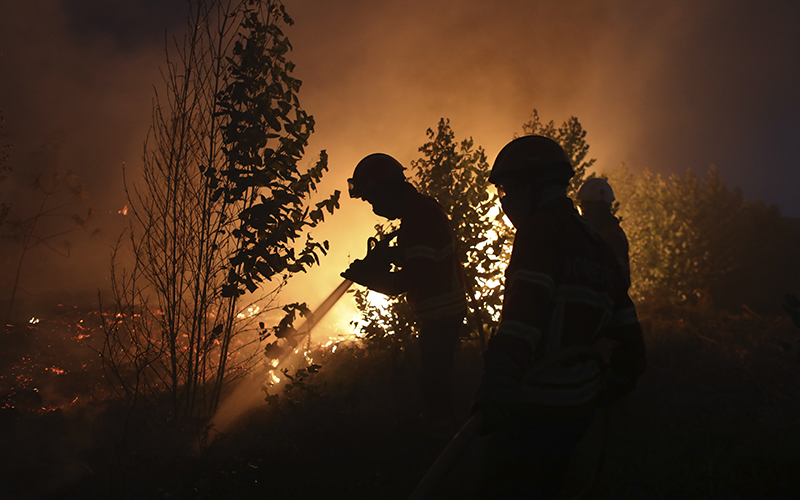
[101,0,338,422]
[609,166,738,304]
[607,164,800,311]
[412,119,507,346]
[211,0,340,299]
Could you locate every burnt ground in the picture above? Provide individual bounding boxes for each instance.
[2,303,800,499]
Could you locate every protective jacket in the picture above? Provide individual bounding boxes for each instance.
[489,197,645,409]
[581,209,631,288]
[394,190,468,323]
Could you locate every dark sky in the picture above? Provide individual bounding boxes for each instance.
[1,0,799,306]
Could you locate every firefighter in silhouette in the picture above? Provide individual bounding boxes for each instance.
[577,177,631,288]
[343,153,467,428]
[472,136,646,499]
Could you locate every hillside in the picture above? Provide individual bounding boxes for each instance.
[1,302,799,499]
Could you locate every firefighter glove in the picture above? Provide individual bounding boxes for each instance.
[367,238,400,269]
[341,258,395,295]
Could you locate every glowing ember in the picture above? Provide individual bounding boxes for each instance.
[1,306,112,414]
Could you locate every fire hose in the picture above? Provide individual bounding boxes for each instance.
[408,345,609,500]
[207,234,394,437]
[275,230,399,354]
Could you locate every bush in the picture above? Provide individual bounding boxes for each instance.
[608,165,800,313]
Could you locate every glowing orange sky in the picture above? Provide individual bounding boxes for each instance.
[1,0,799,308]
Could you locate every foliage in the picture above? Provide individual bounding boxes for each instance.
[352,282,418,366]
[712,197,800,313]
[413,119,508,343]
[608,164,800,311]
[263,363,322,407]
[102,0,336,422]
[210,0,340,298]
[519,108,596,200]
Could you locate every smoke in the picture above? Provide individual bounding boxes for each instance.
[208,279,355,437]
[2,3,798,490]
[286,0,800,218]
[0,1,176,302]
[2,0,799,307]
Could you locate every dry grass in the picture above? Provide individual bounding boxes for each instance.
[2,302,799,499]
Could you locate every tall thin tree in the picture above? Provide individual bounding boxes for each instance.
[102,0,338,421]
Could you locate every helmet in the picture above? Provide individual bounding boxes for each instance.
[489,135,574,185]
[348,153,405,199]
[577,178,615,204]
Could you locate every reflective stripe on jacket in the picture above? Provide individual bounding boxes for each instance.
[395,191,467,322]
[493,197,645,407]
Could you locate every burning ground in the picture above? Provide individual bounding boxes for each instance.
[1,299,799,499]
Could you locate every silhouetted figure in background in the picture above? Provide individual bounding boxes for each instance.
[343,153,467,429]
[472,136,647,499]
[576,178,631,288]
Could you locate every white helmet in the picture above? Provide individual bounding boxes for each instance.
[576,178,615,204]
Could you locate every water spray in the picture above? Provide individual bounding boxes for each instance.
[206,232,397,440]
[206,278,354,439]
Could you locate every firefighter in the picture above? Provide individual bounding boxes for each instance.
[577,177,631,288]
[473,136,646,499]
[343,153,467,428]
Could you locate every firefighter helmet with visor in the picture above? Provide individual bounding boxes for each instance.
[348,153,406,199]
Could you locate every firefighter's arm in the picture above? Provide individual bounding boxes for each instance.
[472,240,555,431]
[341,257,405,296]
[341,232,405,295]
[599,297,647,406]
[483,229,556,366]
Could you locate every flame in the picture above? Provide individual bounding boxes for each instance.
[363,290,391,311]
[237,305,261,319]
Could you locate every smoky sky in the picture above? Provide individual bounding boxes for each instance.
[1,0,799,303]
[63,0,186,48]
